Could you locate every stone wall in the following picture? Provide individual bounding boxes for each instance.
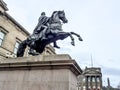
[0,3,30,58]
[0,0,56,59]
[0,69,73,90]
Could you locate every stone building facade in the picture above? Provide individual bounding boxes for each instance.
[78,67,102,90]
[0,0,55,60]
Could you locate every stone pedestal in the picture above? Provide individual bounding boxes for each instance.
[0,54,82,90]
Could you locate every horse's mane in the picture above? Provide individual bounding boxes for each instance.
[48,10,64,24]
[51,10,64,18]
[51,11,58,18]
[48,11,58,24]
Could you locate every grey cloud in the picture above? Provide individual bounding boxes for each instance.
[101,66,120,76]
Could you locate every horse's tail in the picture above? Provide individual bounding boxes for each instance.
[17,40,27,57]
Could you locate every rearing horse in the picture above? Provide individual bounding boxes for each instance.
[17,10,83,57]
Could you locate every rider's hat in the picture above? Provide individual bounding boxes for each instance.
[41,12,45,15]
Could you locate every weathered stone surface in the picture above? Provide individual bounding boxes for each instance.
[0,5,55,59]
[1,54,72,63]
[0,54,82,90]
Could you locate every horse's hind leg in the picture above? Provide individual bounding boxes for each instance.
[17,40,27,57]
[68,33,75,46]
[70,32,83,41]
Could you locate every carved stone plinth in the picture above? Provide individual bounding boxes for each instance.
[0,54,82,90]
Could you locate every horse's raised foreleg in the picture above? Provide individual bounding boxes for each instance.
[68,33,75,46]
[70,32,83,41]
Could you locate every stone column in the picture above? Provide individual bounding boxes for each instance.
[95,76,97,89]
[100,77,102,90]
[90,76,92,89]
[85,76,88,90]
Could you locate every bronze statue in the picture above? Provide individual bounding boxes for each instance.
[17,10,83,57]
[28,12,49,55]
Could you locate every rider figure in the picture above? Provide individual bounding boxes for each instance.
[28,12,48,55]
[33,12,48,40]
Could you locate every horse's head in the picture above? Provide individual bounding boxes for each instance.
[58,10,68,23]
[51,10,68,23]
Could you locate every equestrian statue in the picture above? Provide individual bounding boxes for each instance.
[17,10,83,57]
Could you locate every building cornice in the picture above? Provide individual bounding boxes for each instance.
[0,54,82,76]
[4,12,30,36]
[0,0,8,11]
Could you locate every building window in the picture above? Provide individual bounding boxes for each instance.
[93,85,96,89]
[97,77,100,82]
[92,77,95,82]
[14,41,20,54]
[97,86,100,90]
[83,78,85,82]
[88,77,91,82]
[83,86,86,90]
[0,31,5,46]
[88,86,91,89]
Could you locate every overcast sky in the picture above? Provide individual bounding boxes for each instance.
[4,0,120,87]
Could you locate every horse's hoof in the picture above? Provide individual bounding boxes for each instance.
[79,37,83,41]
[54,45,60,49]
[71,42,75,46]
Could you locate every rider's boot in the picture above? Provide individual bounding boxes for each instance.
[53,42,60,49]
[42,34,47,40]
[28,42,40,55]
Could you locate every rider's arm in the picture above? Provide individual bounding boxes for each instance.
[41,25,48,30]
[41,23,50,30]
